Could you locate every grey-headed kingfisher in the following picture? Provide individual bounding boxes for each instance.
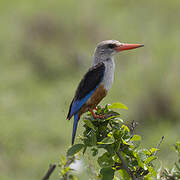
[67,40,144,145]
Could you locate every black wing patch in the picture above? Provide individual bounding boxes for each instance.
[67,62,105,119]
[75,62,105,100]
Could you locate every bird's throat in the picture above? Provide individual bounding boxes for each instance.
[92,53,115,91]
[102,58,115,91]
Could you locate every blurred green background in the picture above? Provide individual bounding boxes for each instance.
[0,0,180,179]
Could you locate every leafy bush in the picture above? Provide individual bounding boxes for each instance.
[59,103,161,180]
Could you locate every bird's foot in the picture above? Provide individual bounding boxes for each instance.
[96,114,105,119]
[94,106,98,111]
[89,108,105,119]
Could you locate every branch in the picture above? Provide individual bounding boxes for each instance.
[63,156,75,180]
[154,136,164,156]
[116,151,137,180]
[42,164,56,180]
[65,156,75,168]
[129,120,138,136]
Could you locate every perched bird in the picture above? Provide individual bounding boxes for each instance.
[67,40,144,145]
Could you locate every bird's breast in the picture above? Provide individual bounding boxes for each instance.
[102,59,115,91]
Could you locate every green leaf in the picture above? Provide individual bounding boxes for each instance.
[144,175,153,180]
[61,166,70,175]
[90,131,97,146]
[130,135,141,141]
[149,148,159,154]
[100,167,115,180]
[174,141,180,154]
[121,125,130,132]
[137,150,147,162]
[112,118,124,124]
[98,152,114,168]
[133,151,145,169]
[113,154,121,163]
[103,104,110,113]
[84,119,96,130]
[147,166,157,178]
[105,115,120,121]
[67,144,84,157]
[69,174,78,180]
[82,146,87,154]
[107,102,128,110]
[144,156,157,164]
[121,138,129,145]
[98,136,114,144]
[105,144,115,155]
[142,149,151,156]
[118,169,131,180]
[91,148,98,156]
[113,129,121,139]
[107,132,113,138]
[60,156,66,166]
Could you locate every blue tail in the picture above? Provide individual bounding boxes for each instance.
[72,113,79,145]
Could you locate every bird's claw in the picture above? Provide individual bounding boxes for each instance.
[94,107,98,111]
[89,108,105,119]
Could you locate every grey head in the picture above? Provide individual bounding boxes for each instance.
[92,40,144,65]
[93,40,121,62]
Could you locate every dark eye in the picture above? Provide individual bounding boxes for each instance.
[108,44,116,49]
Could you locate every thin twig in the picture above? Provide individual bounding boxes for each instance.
[129,120,138,137]
[65,156,75,168]
[42,164,56,180]
[154,136,165,156]
[116,151,136,180]
[63,156,75,180]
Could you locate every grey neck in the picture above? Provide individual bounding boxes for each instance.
[92,53,115,91]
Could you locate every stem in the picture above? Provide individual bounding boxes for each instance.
[116,151,136,180]
[129,120,138,136]
[63,156,75,180]
[154,136,164,156]
[42,164,56,180]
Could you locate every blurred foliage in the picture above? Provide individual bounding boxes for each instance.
[161,142,180,179]
[0,0,180,179]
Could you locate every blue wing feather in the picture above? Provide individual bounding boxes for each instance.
[72,113,79,145]
[68,88,96,118]
[71,86,99,145]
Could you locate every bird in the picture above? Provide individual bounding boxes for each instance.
[67,40,144,145]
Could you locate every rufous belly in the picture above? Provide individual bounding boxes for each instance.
[78,84,107,117]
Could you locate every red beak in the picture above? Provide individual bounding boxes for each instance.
[115,43,144,52]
